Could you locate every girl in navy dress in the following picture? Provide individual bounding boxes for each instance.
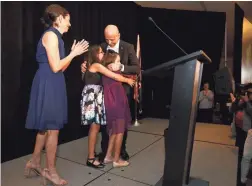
[24,4,89,185]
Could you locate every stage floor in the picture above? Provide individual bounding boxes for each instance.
[2,118,238,186]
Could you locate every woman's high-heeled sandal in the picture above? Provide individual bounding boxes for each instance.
[41,168,68,186]
[24,160,42,177]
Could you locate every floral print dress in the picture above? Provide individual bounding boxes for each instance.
[80,70,106,125]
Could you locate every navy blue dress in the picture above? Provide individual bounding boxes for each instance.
[25,27,67,131]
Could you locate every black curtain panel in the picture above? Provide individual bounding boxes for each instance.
[138,7,226,118]
[233,3,244,84]
[1,1,138,162]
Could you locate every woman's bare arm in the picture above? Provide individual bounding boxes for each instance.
[42,31,76,73]
[42,32,88,73]
[90,63,133,84]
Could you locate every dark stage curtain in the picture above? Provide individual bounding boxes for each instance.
[233,3,244,84]
[1,1,138,162]
[138,7,226,118]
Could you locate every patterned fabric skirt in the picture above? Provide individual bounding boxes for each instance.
[80,85,106,125]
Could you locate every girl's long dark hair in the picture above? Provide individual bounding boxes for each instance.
[86,45,102,68]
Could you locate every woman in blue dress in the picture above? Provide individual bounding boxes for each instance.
[24,4,89,186]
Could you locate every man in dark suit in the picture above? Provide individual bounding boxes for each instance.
[81,25,140,161]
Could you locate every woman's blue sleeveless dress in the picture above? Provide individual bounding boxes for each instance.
[25,27,67,131]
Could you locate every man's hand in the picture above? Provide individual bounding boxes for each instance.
[81,61,87,73]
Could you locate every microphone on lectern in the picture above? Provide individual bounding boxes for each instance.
[148,17,188,55]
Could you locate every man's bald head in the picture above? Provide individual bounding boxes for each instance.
[104,25,120,47]
[104,25,119,35]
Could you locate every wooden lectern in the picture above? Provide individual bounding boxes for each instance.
[143,51,212,186]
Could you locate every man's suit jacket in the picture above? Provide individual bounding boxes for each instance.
[100,40,140,95]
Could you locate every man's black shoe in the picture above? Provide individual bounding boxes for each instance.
[98,152,106,162]
[120,150,129,160]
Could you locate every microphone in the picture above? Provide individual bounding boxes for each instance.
[148,17,188,55]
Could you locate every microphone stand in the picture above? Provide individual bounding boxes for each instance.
[148,17,188,55]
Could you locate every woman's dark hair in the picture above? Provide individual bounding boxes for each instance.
[41,4,69,28]
[87,45,102,68]
[102,50,119,67]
